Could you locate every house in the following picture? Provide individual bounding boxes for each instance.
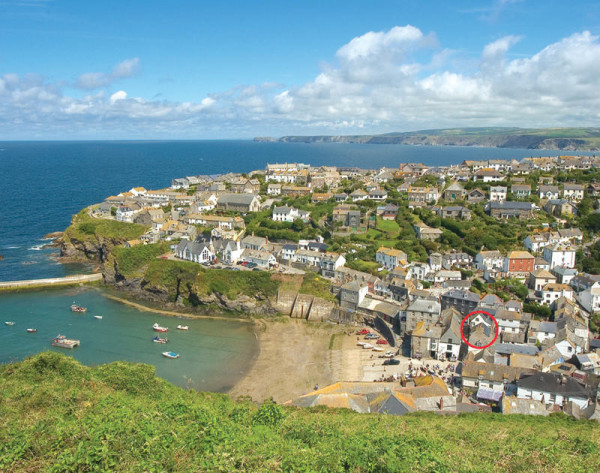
[557,228,583,245]
[442,182,466,201]
[216,194,261,212]
[433,270,461,284]
[272,205,310,223]
[241,235,268,251]
[516,372,590,410]
[437,206,471,220]
[407,186,439,204]
[475,250,504,271]
[403,299,442,333]
[473,168,503,182]
[281,186,311,197]
[334,193,348,202]
[586,182,600,197]
[350,189,368,202]
[528,269,557,293]
[340,280,368,310]
[413,223,443,241]
[511,184,531,198]
[543,199,577,217]
[376,247,407,270]
[503,251,535,277]
[542,244,576,269]
[467,188,486,203]
[280,243,298,261]
[528,320,558,344]
[487,201,534,219]
[541,283,574,306]
[378,203,399,220]
[116,203,141,222]
[429,253,442,271]
[538,185,560,200]
[241,248,277,268]
[185,214,244,230]
[176,239,214,264]
[411,322,443,359]
[489,186,507,202]
[94,202,113,218]
[368,188,388,201]
[333,205,362,229]
[311,193,333,203]
[523,232,557,253]
[217,239,243,264]
[461,359,535,400]
[440,289,479,316]
[442,252,472,270]
[171,177,190,189]
[438,312,462,361]
[320,252,346,275]
[267,183,281,195]
[562,183,584,201]
[576,286,600,313]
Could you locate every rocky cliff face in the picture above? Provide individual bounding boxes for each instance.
[58,234,127,263]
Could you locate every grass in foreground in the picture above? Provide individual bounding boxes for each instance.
[1,352,599,472]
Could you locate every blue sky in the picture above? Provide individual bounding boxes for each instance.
[1,0,600,139]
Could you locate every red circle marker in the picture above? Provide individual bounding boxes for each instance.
[460,310,499,350]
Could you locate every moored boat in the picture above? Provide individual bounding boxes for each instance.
[162,351,179,359]
[153,323,168,332]
[362,343,374,349]
[93,315,103,319]
[177,325,189,330]
[52,334,80,349]
[5,321,15,326]
[372,347,384,352]
[26,328,37,333]
[153,336,168,344]
[70,303,87,313]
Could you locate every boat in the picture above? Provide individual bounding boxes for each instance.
[372,347,385,352]
[5,321,15,326]
[152,336,168,344]
[357,341,367,346]
[362,343,374,349]
[51,335,80,349]
[162,351,179,359]
[70,303,87,313]
[26,328,37,333]
[93,315,103,319]
[177,325,189,330]
[153,323,168,332]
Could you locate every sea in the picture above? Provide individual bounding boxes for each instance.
[0,140,594,389]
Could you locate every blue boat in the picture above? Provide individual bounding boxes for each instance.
[162,351,179,359]
[152,336,168,344]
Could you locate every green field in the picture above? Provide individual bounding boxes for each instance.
[1,352,599,472]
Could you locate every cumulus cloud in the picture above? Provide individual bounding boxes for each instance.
[75,58,140,90]
[2,26,600,138]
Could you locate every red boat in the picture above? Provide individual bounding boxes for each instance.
[356,329,370,335]
[376,339,388,345]
[152,323,168,332]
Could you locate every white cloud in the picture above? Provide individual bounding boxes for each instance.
[2,27,600,138]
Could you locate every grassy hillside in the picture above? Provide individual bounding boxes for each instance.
[64,209,148,243]
[0,353,599,472]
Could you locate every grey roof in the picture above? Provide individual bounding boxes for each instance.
[282,243,298,251]
[217,193,258,205]
[517,372,589,397]
[489,201,533,210]
[495,343,539,356]
[538,321,558,334]
[407,299,441,314]
[442,289,479,303]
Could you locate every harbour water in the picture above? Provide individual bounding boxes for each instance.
[0,286,257,391]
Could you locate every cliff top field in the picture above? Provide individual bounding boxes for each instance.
[0,352,599,472]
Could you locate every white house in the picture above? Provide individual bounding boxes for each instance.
[220,240,243,264]
[350,189,368,202]
[489,186,507,202]
[376,247,407,270]
[241,248,277,268]
[474,250,504,271]
[272,205,310,223]
[176,240,214,264]
[320,252,346,273]
[538,185,559,200]
[116,204,140,222]
[542,244,576,269]
[576,286,600,313]
[516,372,589,410]
[562,183,584,201]
[267,183,281,195]
[541,283,574,305]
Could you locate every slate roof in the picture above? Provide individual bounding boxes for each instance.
[517,372,590,398]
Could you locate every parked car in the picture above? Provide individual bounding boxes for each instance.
[365,333,379,339]
[376,339,388,345]
[252,268,261,271]
[356,329,370,335]
[383,359,400,366]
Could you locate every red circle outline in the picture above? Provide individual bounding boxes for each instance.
[460,310,499,350]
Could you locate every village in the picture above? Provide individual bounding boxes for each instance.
[92,155,600,419]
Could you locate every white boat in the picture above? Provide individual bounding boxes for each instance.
[362,343,374,349]
[162,351,179,359]
[372,347,385,352]
[93,315,103,319]
[5,321,15,326]
[26,328,37,333]
[357,341,367,346]
[176,325,189,330]
[153,323,168,332]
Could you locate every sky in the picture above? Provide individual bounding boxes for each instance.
[1,0,600,139]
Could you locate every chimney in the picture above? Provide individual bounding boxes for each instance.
[439,397,444,411]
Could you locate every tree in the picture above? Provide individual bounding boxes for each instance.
[291,218,306,232]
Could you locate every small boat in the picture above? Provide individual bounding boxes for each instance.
[372,347,385,352]
[93,315,103,320]
[357,341,367,346]
[153,336,168,344]
[51,334,80,349]
[5,321,15,326]
[26,328,37,333]
[70,304,87,313]
[177,325,189,330]
[153,323,168,332]
[362,343,374,350]
[162,351,179,359]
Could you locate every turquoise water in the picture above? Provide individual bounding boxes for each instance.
[0,287,257,392]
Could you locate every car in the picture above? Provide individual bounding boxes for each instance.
[252,267,261,271]
[383,359,400,366]
[241,261,248,266]
[376,339,388,345]
[236,261,244,265]
[365,333,379,339]
[356,329,370,335]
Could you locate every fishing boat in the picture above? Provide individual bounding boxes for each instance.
[162,351,179,359]
[176,325,189,330]
[51,335,80,349]
[5,321,15,326]
[93,315,103,320]
[26,328,37,333]
[70,303,87,313]
[152,336,168,344]
[153,323,168,332]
